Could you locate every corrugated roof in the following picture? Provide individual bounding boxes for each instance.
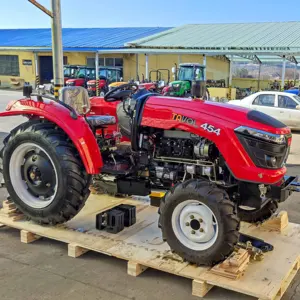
[0,27,171,49]
[127,22,300,51]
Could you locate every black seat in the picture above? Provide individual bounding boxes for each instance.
[86,115,116,127]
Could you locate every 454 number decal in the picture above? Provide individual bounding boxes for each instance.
[201,123,221,136]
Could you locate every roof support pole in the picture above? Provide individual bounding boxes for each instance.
[34,52,39,89]
[281,55,286,90]
[178,55,181,64]
[228,55,233,100]
[136,54,139,81]
[145,54,149,81]
[294,63,297,85]
[51,0,64,99]
[229,55,233,86]
[203,54,207,81]
[258,63,262,91]
[95,52,99,96]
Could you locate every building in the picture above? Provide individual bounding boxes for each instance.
[0,27,171,87]
[1,22,300,92]
[0,26,230,89]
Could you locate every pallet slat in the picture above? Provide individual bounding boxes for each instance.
[0,194,299,300]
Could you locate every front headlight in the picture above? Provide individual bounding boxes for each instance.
[67,81,75,86]
[235,126,289,169]
[173,83,180,88]
[234,126,286,144]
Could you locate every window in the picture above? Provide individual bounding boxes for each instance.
[0,55,19,76]
[115,58,123,67]
[253,94,275,107]
[278,96,298,109]
[105,58,114,67]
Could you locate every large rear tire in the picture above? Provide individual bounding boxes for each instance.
[1,120,91,224]
[159,180,240,266]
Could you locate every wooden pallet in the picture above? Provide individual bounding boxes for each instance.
[0,194,300,300]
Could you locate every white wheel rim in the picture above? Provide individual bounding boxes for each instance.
[171,200,219,251]
[9,142,58,209]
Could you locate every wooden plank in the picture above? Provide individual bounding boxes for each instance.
[127,261,148,277]
[271,257,300,300]
[0,194,298,300]
[68,243,89,258]
[192,280,214,298]
[20,230,41,244]
[261,211,289,232]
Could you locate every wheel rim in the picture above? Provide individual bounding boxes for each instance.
[9,142,58,209]
[171,200,219,251]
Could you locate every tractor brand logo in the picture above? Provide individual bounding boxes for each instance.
[172,113,196,126]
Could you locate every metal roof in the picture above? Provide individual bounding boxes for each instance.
[127,22,300,54]
[0,27,171,50]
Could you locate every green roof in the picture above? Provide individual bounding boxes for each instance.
[127,22,300,53]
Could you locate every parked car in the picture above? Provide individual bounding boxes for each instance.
[229,91,300,129]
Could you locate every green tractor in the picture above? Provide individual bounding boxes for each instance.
[163,63,208,99]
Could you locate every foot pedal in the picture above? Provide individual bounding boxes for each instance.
[116,204,136,227]
[96,209,125,234]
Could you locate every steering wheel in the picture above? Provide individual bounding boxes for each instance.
[104,83,138,102]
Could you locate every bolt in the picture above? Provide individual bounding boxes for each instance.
[185,222,190,226]
[32,155,37,162]
[46,183,51,187]
[190,215,194,219]
[199,218,203,223]
[200,228,204,233]
[191,230,196,234]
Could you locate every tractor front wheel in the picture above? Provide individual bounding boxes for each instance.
[159,180,240,266]
[1,120,91,224]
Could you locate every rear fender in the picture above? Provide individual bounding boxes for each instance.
[0,98,103,174]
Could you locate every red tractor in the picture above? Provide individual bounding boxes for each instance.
[0,83,298,266]
[87,67,123,97]
[66,66,94,87]
[50,65,81,94]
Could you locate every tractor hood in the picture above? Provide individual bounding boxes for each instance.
[144,96,290,135]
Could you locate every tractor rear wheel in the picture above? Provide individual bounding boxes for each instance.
[159,179,240,266]
[1,120,91,224]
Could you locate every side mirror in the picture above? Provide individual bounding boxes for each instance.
[23,83,33,97]
[120,77,123,82]
[296,105,300,110]
[172,67,176,74]
[195,69,200,75]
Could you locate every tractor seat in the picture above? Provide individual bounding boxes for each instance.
[86,115,116,127]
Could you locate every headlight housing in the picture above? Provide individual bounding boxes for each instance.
[235,126,290,169]
[67,81,75,86]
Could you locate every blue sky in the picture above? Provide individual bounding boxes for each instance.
[1,0,299,28]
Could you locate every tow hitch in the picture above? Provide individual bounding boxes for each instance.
[271,175,300,202]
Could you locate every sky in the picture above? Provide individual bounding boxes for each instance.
[0,0,300,28]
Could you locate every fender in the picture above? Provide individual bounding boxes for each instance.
[0,98,103,174]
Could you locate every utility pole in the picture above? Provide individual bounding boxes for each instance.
[28,0,64,99]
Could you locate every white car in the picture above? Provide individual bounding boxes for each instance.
[230,91,300,129]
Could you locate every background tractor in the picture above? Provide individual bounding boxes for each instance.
[50,65,81,94]
[87,67,123,97]
[163,63,208,99]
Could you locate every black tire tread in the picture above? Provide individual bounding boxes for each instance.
[237,200,278,223]
[1,120,91,225]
